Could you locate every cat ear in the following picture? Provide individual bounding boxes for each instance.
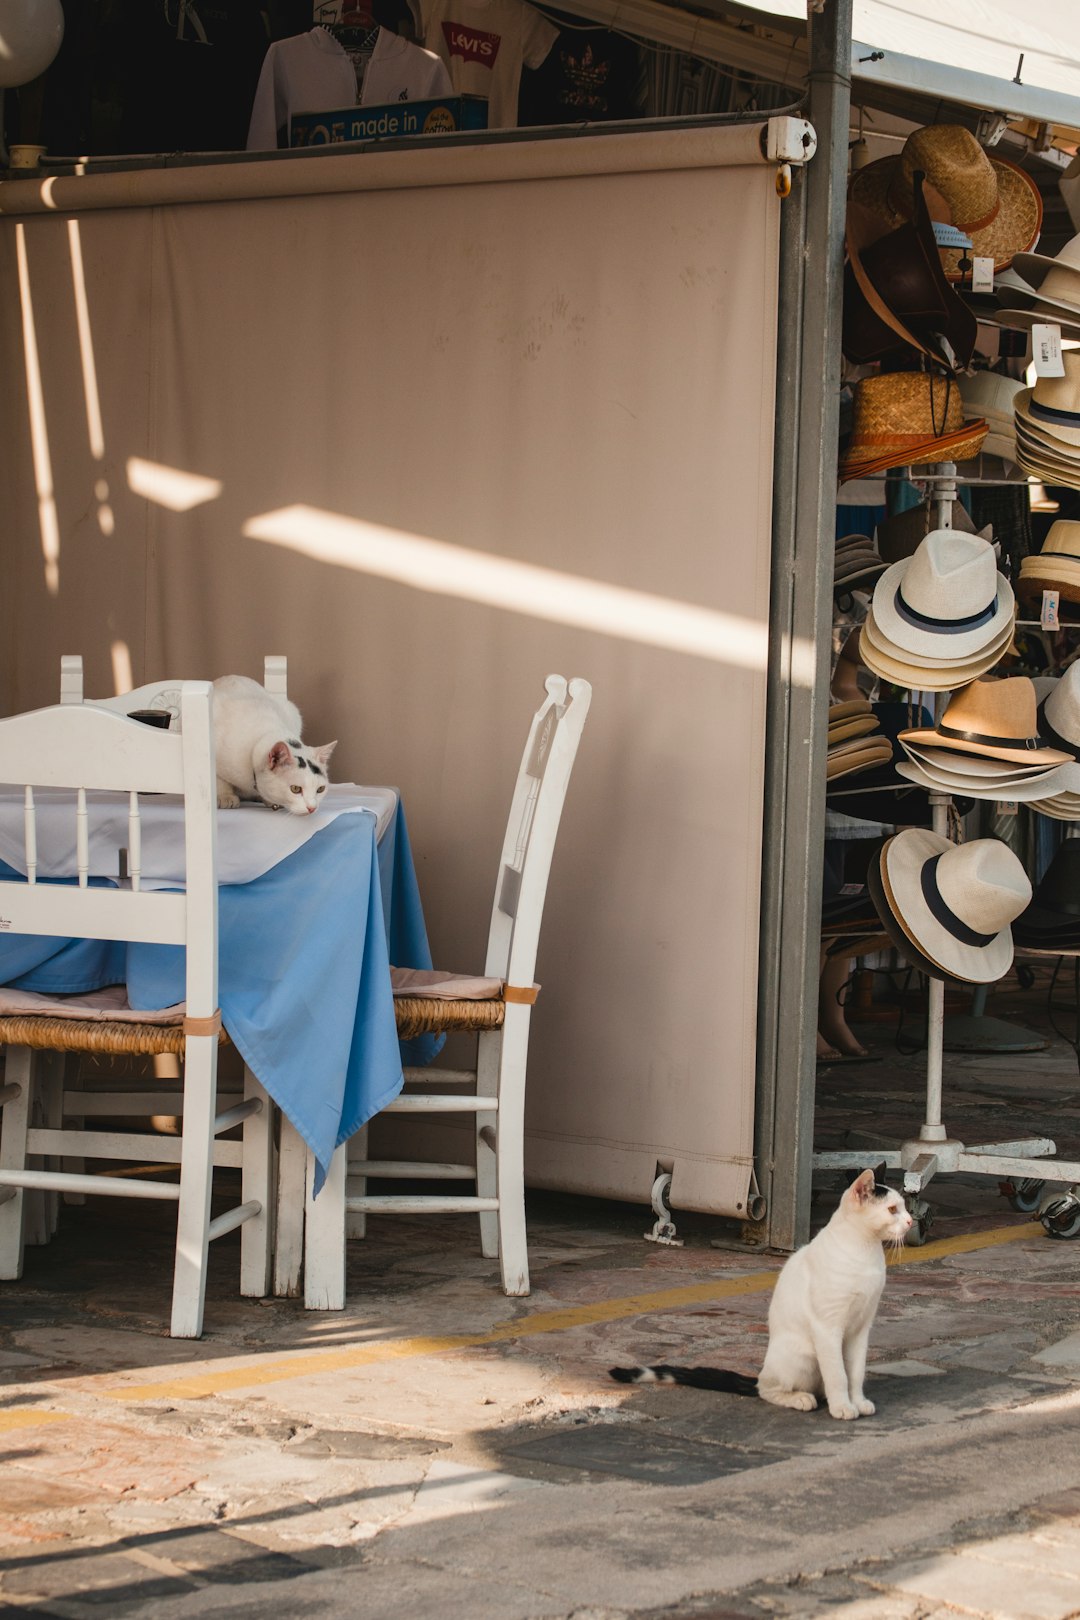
[310,740,337,768]
[268,741,293,771]
[845,1169,876,1204]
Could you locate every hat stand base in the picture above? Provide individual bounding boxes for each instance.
[813,465,1079,1244]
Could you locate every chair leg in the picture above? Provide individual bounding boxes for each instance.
[495,1012,530,1297]
[170,1035,218,1339]
[475,1031,500,1260]
[0,1046,33,1279]
[60,1053,86,1205]
[37,1050,66,1240]
[345,1123,368,1240]
[273,1116,306,1297]
[239,1066,273,1298]
[304,1143,345,1311]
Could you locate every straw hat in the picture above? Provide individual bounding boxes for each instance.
[829,714,880,743]
[834,533,888,589]
[1014,444,1080,494]
[957,371,1021,460]
[870,529,1013,660]
[896,757,1071,801]
[1017,520,1080,602]
[1038,662,1080,760]
[856,623,1011,690]
[1011,231,1080,318]
[829,698,874,721]
[843,174,976,368]
[840,371,988,480]
[866,845,954,980]
[848,124,1042,281]
[901,739,1061,782]
[1014,354,1080,448]
[992,305,1080,346]
[898,676,1070,768]
[862,601,1013,669]
[877,828,1030,982]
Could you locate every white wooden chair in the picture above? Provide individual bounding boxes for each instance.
[305,674,591,1307]
[55,654,296,1295]
[0,684,272,1338]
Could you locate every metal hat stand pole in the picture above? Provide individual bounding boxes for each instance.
[815,463,1080,1242]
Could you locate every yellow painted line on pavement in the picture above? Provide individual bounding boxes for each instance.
[97,1219,1046,1404]
[0,1407,70,1434]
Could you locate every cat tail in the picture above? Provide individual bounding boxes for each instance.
[608,1364,759,1396]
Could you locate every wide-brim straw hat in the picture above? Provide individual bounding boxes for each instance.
[826,741,894,780]
[993,302,1080,345]
[1026,792,1080,821]
[896,758,1071,801]
[1017,523,1080,602]
[829,698,874,721]
[857,623,1010,690]
[843,174,977,369]
[829,714,880,743]
[1014,446,1080,494]
[866,844,957,980]
[898,675,1069,768]
[1015,354,1080,446]
[870,528,1013,660]
[900,739,1062,782]
[1012,231,1080,309]
[848,124,1042,281]
[1013,423,1080,471]
[840,370,987,481]
[878,828,1030,982]
[862,602,1014,670]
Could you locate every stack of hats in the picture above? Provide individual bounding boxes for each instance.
[1017,520,1080,606]
[957,371,1024,462]
[894,677,1072,801]
[1012,839,1080,951]
[834,533,887,594]
[1011,355,1080,491]
[848,124,1043,285]
[840,371,988,483]
[827,700,894,782]
[859,528,1015,691]
[866,828,1032,984]
[994,230,1080,343]
[1029,664,1080,821]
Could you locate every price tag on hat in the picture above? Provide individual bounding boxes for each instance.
[1032,323,1065,378]
[995,801,1018,817]
[971,256,995,294]
[1042,588,1061,631]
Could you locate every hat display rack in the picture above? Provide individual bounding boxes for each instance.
[818,467,1080,1243]
[816,122,1080,1239]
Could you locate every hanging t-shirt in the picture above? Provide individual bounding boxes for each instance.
[518,14,642,126]
[247,26,450,147]
[419,0,557,128]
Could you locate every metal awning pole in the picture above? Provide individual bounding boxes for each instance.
[757,0,853,1250]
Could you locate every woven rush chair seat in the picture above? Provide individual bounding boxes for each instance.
[0,1015,231,1056]
[392,996,505,1040]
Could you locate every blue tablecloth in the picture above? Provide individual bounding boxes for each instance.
[0,803,437,1193]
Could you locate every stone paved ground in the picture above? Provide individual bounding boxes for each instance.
[3,965,1080,1618]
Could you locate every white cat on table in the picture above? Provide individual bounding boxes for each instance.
[211,675,337,817]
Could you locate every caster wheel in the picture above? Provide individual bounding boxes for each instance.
[1000,1177,1046,1214]
[904,1196,933,1246]
[1040,1190,1080,1240]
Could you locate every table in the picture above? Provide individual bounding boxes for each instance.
[0,784,438,1194]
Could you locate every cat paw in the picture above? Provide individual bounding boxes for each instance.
[217,791,240,810]
[855,1398,876,1416]
[828,1400,860,1420]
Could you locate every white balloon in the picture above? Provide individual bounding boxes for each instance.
[0,0,65,90]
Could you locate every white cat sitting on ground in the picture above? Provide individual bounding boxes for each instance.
[211,675,337,816]
[611,1169,912,1420]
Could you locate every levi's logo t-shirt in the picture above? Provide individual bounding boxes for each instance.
[421,0,557,127]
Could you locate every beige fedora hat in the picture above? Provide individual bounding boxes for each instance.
[828,715,880,744]
[958,369,1024,424]
[992,305,1080,345]
[862,601,1014,669]
[896,758,1071,801]
[1038,662,1080,762]
[1017,522,1080,602]
[1014,446,1080,494]
[849,124,1042,281]
[840,370,987,480]
[857,621,1011,690]
[1011,231,1080,316]
[900,739,1061,782]
[880,828,1030,982]
[899,676,1070,768]
[871,529,1013,660]
[868,842,961,981]
[1015,354,1080,447]
[1028,793,1080,820]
